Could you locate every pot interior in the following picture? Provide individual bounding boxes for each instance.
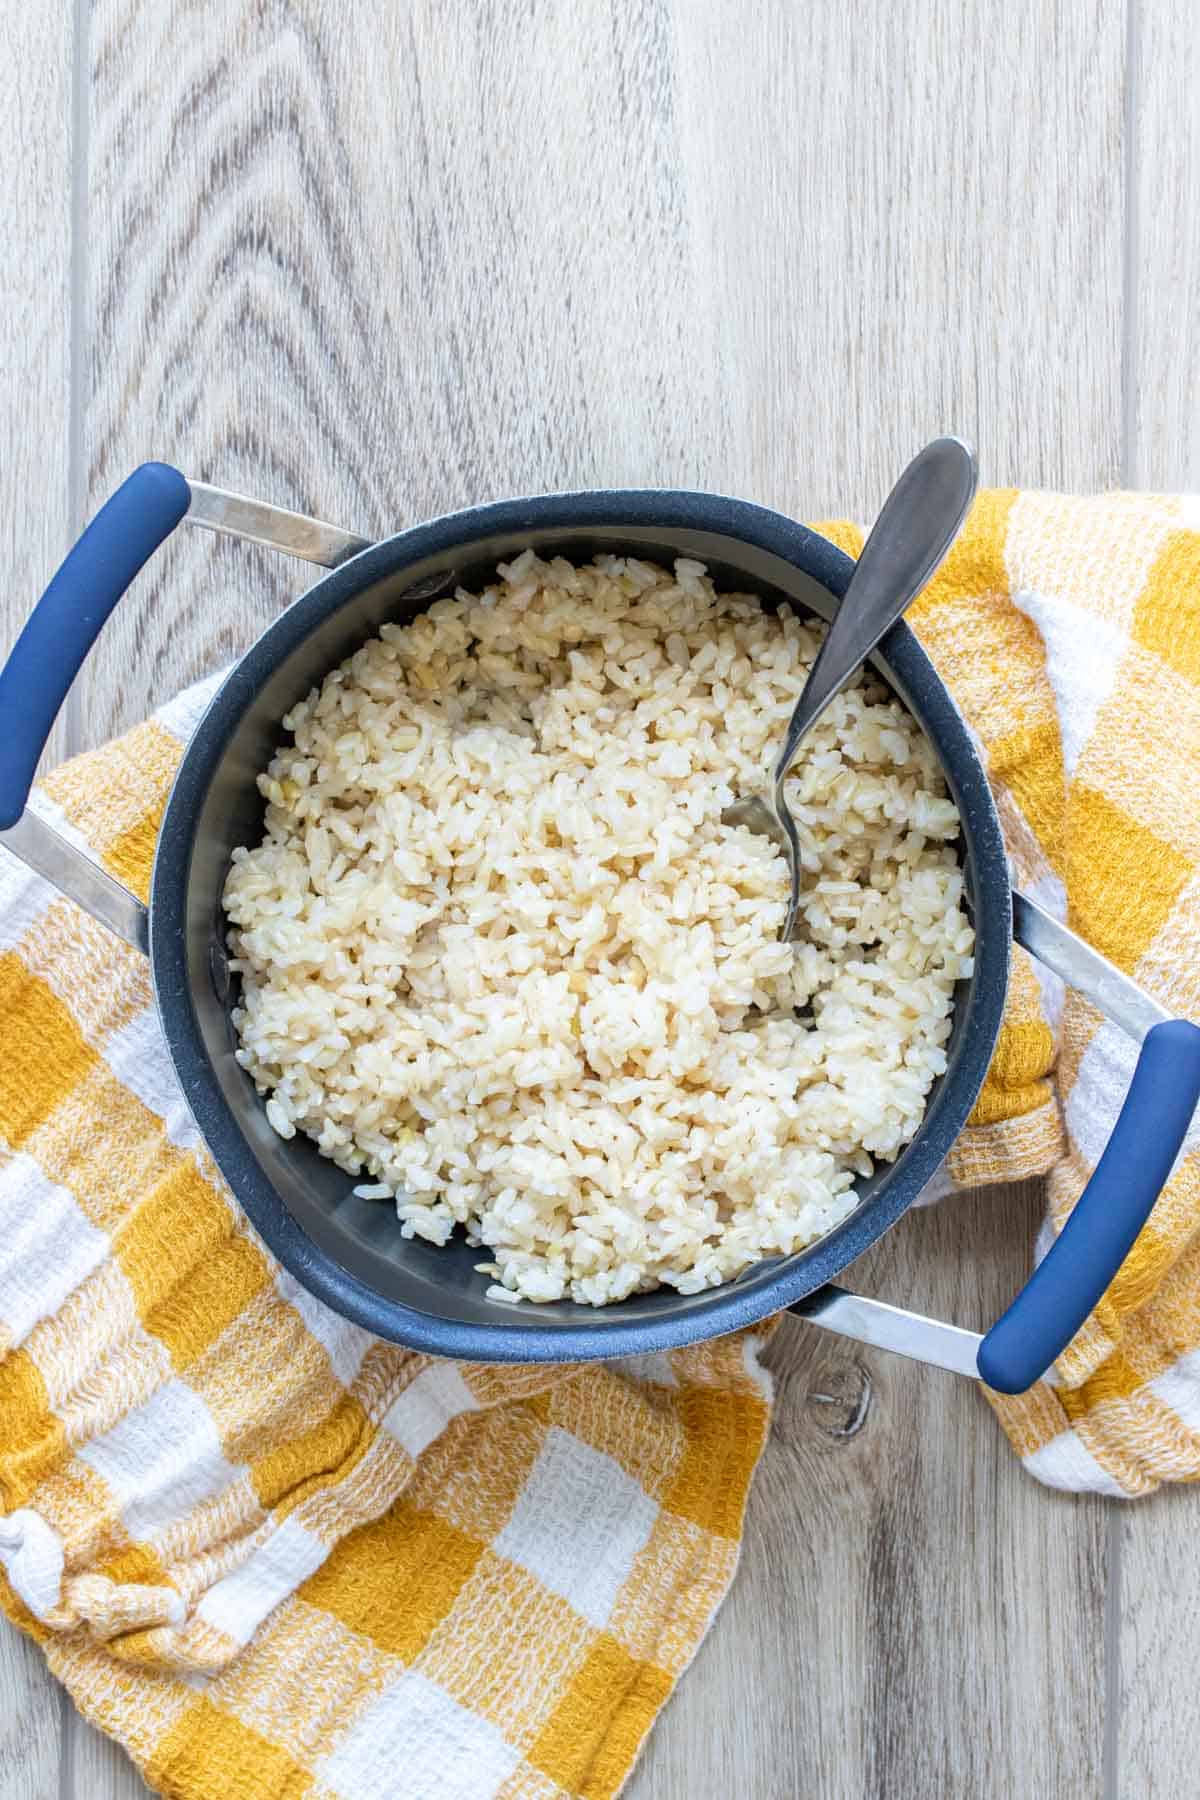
[155,495,1009,1354]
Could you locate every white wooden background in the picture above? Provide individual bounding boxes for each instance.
[2,1,1199,1794]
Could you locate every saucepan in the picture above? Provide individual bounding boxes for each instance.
[2,465,1198,1395]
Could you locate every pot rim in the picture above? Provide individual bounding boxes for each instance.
[151,486,1011,1360]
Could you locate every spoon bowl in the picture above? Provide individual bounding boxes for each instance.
[722,437,979,939]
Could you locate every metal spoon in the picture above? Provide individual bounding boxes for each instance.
[723,436,979,941]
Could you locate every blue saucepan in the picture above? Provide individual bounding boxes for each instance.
[2,464,1198,1394]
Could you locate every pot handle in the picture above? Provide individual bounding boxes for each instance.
[0,464,191,830]
[976,1015,1200,1391]
[0,463,371,833]
[974,897,1200,1391]
[792,896,1200,1395]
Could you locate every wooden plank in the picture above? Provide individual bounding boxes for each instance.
[1127,0,1200,489]
[0,0,74,1791]
[1118,1485,1200,1800]
[78,0,759,738]
[1119,4,1200,1795]
[0,1632,63,1800]
[68,1715,152,1800]
[0,0,74,753]
[666,0,1125,522]
[78,0,1128,741]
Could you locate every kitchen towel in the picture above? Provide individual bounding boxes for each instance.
[1,487,1198,1800]
[0,673,772,1800]
[823,488,1200,1496]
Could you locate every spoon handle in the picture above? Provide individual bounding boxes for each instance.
[772,436,979,790]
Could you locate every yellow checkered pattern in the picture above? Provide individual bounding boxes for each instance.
[826,491,1200,1496]
[0,678,771,1798]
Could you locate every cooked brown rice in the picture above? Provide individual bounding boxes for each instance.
[223,552,974,1305]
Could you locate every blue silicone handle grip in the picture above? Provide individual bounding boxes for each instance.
[978,1018,1200,1393]
[0,462,191,829]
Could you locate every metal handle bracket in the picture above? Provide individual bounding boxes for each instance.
[0,810,149,952]
[788,1285,983,1379]
[0,468,368,935]
[185,481,371,569]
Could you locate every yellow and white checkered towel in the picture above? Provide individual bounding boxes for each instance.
[0,670,772,1798]
[824,489,1200,1497]
[2,487,1200,1798]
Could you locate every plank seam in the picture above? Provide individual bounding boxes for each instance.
[57,1681,76,1800]
[65,0,91,759]
[1103,1506,1123,1800]
[1120,0,1141,489]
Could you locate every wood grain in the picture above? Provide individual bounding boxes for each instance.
[0,1630,63,1800]
[77,0,1128,744]
[79,0,737,741]
[1117,1485,1200,1800]
[668,0,1125,522]
[0,0,73,1793]
[1118,5,1200,1795]
[0,0,75,759]
[1126,0,1200,489]
[65,1711,150,1800]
